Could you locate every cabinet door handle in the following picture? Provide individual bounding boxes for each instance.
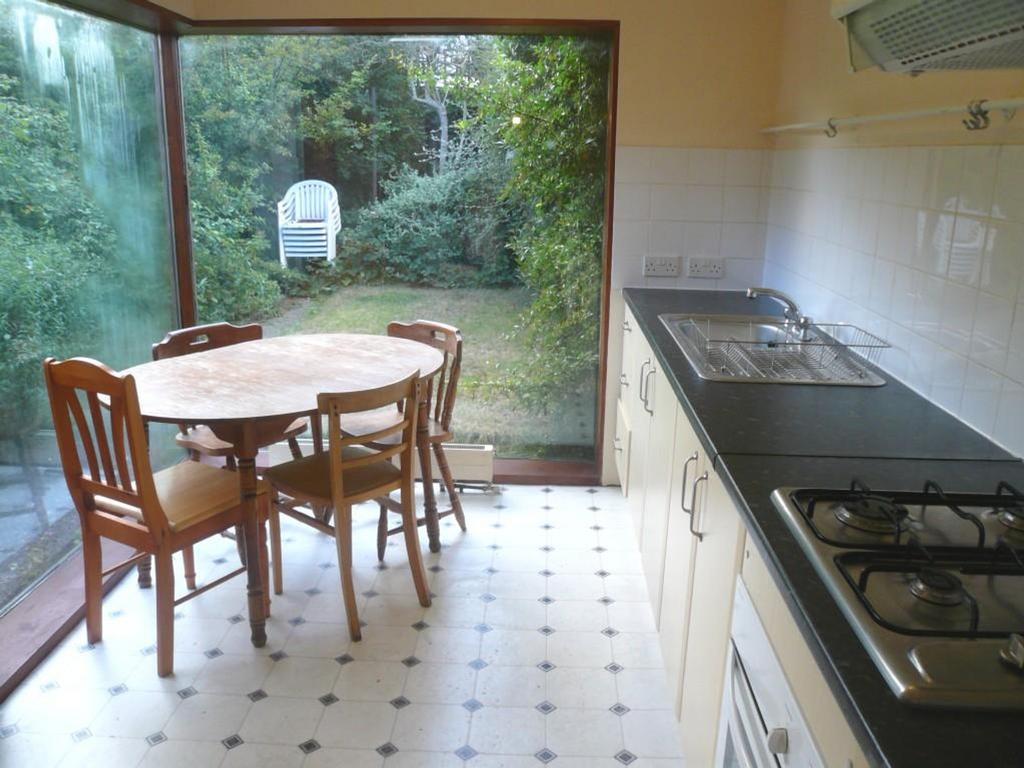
[619,372,629,388]
[613,436,623,453]
[689,472,708,541]
[623,319,632,333]
[638,360,651,402]
[680,452,699,512]
[642,367,656,415]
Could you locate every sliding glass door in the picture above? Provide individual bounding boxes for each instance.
[0,0,176,614]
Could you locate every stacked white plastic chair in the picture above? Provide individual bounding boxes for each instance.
[277,180,342,268]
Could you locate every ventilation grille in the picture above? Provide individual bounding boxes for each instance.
[847,0,1024,72]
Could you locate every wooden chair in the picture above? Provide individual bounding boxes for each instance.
[264,373,430,640]
[43,357,270,677]
[148,322,308,591]
[341,320,466,560]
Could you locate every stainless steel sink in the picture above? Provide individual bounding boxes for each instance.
[659,313,888,386]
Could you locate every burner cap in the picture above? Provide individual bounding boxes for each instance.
[996,506,1024,533]
[834,495,909,535]
[909,567,965,607]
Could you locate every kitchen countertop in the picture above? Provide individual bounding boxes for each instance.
[621,288,1023,768]
[623,288,1014,461]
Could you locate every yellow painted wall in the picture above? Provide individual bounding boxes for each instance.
[166,0,784,149]
[772,0,1024,146]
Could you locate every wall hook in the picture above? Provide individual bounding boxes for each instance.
[823,118,838,138]
[963,100,990,131]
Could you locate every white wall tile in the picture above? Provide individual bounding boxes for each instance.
[614,146,652,184]
[721,222,766,261]
[614,183,650,220]
[649,220,684,253]
[724,150,763,187]
[688,149,725,185]
[723,187,762,222]
[649,185,687,221]
[759,143,1024,458]
[648,148,689,185]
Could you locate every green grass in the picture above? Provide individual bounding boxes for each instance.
[265,284,596,460]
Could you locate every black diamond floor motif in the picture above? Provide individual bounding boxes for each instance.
[538,625,556,636]
[468,658,488,671]
[535,748,558,763]
[212,557,228,565]
[485,567,499,575]
[0,726,17,740]
[299,739,321,754]
[595,570,611,578]
[535,700,557,715]
[462,698,484,713]
[479,593,496,603]
[287,617,306,626]
[304,587,322,596]
[107,684,127,696]
[615,749,638,764]
[71,729,91,743]
[227,614,244,624]
[536,660,556,672]
[455,745,479,760]
[177,686,198,699]
[411,620,430,631]
[538,569,554,577]
[376,742,399,757]
[335,654,354,666]
[598,596,615,605]
[140,645,157,657]
[222,734,243,750]
[474,623,492,634]
[538,596,555,605]
[247,689,268,702]
[610,703,631,716]
[390,696,411,709]
[204,648,223,659]
[362,589,379,598]
[601,627,620,638]
[269,650,288,661]
[145,731,166,746]
[319,693,339,706]
[605,662,624,674]
[402,656,422,668]
[593,546,607,553]
[428,565,444,572]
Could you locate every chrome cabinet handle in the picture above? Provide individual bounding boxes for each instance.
[623,319,631,333]
[642,367,656,414]
[680,452,699,512]
[638,360,651,402]
[619,372,629,388]
[613,436,623,453]
[688,472,708,541]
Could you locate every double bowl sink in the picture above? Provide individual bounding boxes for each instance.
[659,313,889,386]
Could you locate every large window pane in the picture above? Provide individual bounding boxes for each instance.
[179,34,609,462]
[0,0,176,613]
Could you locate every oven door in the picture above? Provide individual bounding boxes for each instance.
[719,643,780,768]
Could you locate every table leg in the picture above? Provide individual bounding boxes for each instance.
[417,391,441,554]
[235,435,267,647]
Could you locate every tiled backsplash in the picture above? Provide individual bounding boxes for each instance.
[612,148,768,290]
[761,145,1024,459]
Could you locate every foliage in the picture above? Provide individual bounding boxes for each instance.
[0,75,108,435]
[478,37,609,401]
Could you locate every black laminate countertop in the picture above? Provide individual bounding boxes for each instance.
[623,288,1014,462]
[619,288,1022,768]
[717,455,1024,768]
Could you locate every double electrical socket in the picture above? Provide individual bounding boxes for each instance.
[686,256,725,279]
[643,254,725,279]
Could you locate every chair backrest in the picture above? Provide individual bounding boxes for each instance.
[43,357,168,539]
[317,372,420,505]
[281,180,340,228]
[387,320,462,431]
[152,322,262,361]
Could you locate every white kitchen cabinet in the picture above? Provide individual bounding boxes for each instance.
[657,401,705,712]
[616,306,640,501]
[639,366,678,624]
[742,541,870,768]
[624,314,655,540]
[613,397,632,496]
[677,464,747,767]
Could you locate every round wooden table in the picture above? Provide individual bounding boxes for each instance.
[123,333,445,647]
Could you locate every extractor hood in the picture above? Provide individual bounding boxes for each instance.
[832,0,1024,73]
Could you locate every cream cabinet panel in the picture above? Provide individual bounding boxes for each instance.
[742,542,871,768]
[639,366,678,626]
[625,333,655,541]
[678,468,747,768]
[657,402,705,716]
[613,398,632,496]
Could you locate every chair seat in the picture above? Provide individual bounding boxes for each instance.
[264,447,401,504]
[96,461,269,534]
[176,418,308,456]
[341,407,451,446]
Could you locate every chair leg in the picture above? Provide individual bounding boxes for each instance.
[269,494,284,596]
[259,496,271,617]
[182,546,197,590]
[376,502,389,562]
[400,482,432,608]
[154,550,175,677]
[287,436,303,461]
[82,530,103,645]
[137,555,153,589]
[433,443,467,532]
[333,504,361,641]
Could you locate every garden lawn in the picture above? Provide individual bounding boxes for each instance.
[265,284,595,460]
